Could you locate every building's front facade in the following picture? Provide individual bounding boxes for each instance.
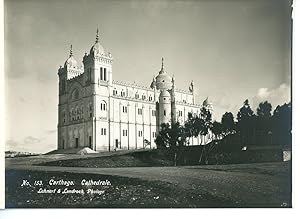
[57,30,213,151]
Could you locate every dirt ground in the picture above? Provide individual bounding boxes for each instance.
[5,169,233,208]
[6,155,291,208]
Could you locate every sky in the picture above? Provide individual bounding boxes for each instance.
[4,0,291,153]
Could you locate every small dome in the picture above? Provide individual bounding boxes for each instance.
[90,41,105,55]
[64,45,78,68]
[156,73,172,89]
[90,28,105,55]
[155,58,172,90]
[64,55,78,68]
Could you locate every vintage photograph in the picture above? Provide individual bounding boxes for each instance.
[4,0,292,208]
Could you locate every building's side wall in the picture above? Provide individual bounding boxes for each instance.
[107,87,157,150]
[58,72,96,150]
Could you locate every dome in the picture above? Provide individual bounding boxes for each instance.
[64,45,78,68]
[156,73,172,90]
[155,58,172,90]
[90,41,105,55]
[64,56,78,68]
[90,28,105,55]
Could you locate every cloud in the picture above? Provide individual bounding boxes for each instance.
[23,136,41,144]
[253,83,291,111]
[211,83,291,122]
[257,88,269,99]
[5,139,19,147]
[6,135,54,154]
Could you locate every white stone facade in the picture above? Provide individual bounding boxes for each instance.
[57,30,212,151]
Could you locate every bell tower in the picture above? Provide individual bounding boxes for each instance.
[81,29,114,151]
[83,28,113,87]
[155,58,173,127]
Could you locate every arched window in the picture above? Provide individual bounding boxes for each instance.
[122,106,128,113]
[104,68,107,81]
[113,89,117,96]
[100,67,103,80]
[100,101,107,111]
[72,89,79,100]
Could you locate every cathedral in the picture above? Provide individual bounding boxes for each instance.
[57,29,212,151]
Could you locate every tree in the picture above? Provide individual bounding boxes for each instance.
[184,112,203,139]
[184,107,212,145]
[271,102,292,145]
[199,107,213,143]
[257,101,272,118]
[155,122,187,166]
[256,101,272,144]
[221,112,235,136]
[237,99,254,122]
[236,99,255,145]
[183,108,213,164]
[211,121,224,140]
